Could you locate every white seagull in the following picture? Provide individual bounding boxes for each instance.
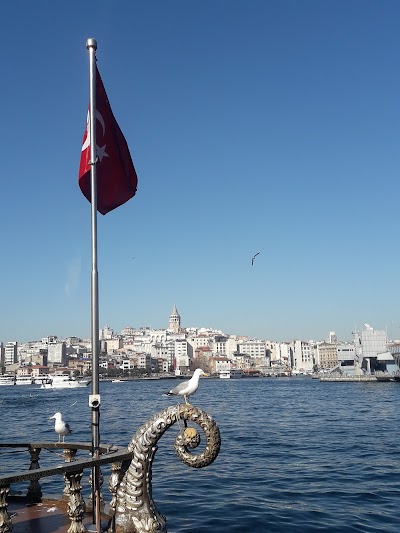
[164,368,207,405]
[50,412,72,442]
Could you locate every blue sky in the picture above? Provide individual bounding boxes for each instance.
[1,0,399,343]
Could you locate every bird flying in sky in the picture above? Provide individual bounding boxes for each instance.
[252,252,260,266]
[50,412,72,443]
[163,368,207,405]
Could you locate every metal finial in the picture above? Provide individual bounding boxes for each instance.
[86,38,97,50]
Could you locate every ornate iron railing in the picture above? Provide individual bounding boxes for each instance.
[0,404,221,533]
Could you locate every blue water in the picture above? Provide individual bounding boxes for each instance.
[1,377,400,532]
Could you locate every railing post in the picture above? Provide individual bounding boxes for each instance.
[107,462,123,533]
[27,446,42,502]
[63,448,78,497]
[65,471,86,533]
[0,485,12,533]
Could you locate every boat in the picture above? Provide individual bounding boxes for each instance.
[15,375,34,385]
[40,375,91,389]
[219,369,244,379]
[0,375,15,386]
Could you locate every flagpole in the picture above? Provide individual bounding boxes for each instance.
[86,37,101,533]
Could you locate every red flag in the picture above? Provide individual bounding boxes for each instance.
[79,66,138,215]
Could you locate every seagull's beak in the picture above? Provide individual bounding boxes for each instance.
[49,415,55,420]
[203,373,209,377]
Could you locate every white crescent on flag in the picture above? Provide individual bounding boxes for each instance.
[81,110,109,161]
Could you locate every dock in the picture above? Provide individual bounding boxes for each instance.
[320,375,377,382]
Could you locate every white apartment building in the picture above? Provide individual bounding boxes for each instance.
[4,342,17,366]
[120,358,137,371]
[225,336,239,356]
[212,336,228,355]
[175,339,190,370]
[186,335,211,358]
[48,342,67,365]
[238,340,268,367]
[291,340,314,372]
[100,325,114,340]
[150,344,169,363]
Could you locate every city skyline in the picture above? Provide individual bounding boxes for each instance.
[1,2,399,343]
[1,309,397,346]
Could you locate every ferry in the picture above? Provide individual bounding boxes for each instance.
[219,369,244,379]
[41,375,91,389]
[15,375,34,385]
[0,375,15,386]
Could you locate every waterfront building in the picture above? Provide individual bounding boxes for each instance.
[336,343,356,374]
[237,340,268,367]
[231,352,252,370]
[354,324,388,374]
[315,342,338,370]
[290,340,314,373]
[136,353,152,371]
[168,304,181,333]
[120,358,137,372]
[209,356,231,375]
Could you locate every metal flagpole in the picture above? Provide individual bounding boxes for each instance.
[86,37,102,533]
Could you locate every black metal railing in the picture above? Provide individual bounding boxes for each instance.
[0,442,133,532]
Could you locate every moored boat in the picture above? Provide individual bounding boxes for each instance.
[0,375,15,386]
[219,369,243,379]
[40,375,91,389]
[15,375,34,385]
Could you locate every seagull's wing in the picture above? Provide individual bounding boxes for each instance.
[65,423,72,433]
[168,379,190,394]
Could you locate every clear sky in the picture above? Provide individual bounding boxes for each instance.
[1,0,399,344]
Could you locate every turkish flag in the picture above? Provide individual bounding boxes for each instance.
[79,66,138,215]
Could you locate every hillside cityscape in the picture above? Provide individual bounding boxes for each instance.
[1,305,400,380]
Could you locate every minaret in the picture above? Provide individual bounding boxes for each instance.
[169,304,181,333]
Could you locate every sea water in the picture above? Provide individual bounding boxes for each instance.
[0,377,400,532]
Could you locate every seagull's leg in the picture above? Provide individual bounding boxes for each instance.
[58,434,61,443]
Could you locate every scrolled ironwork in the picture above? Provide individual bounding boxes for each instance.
[114,404,221,533]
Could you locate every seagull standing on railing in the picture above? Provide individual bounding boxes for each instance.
[163,368,207,405]
[50,412,72,442]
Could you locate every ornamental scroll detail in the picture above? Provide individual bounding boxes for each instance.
[113,404,221,533]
